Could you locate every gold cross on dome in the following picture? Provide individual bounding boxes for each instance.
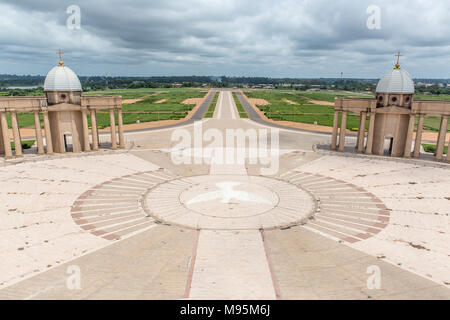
[395,51,402,69]
[57,49,64,66]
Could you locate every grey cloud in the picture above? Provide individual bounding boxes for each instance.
[0,0,449,77]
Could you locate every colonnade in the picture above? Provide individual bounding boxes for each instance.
[331,111,449,163]
[0,107,125,159]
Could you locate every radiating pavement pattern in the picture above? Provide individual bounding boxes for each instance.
[71,169,178,241]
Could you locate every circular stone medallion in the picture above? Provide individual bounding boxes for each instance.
[144,175,315,230]
[180,179,279,218]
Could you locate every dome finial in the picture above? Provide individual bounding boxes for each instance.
[394,51,402,69]
[57,49,64,67]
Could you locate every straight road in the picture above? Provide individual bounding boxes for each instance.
[214,91,239,119]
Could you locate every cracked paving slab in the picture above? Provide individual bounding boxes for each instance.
[295,155,450,287]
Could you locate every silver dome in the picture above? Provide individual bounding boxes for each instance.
[376,68,414,94]
[44,65,82,91]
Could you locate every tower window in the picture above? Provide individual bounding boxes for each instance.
[61,94,67,99]
[391,97,397,102]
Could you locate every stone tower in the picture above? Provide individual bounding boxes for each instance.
[43,52,86,153]
[372,53,415,156]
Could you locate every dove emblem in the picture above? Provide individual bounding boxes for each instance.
[186,181,273,205]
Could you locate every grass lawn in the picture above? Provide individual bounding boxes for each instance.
[4,112,45,129]
[295,91,372,102]
[84,88,163,99]
[422,144,448,154]
[244,90,364,130]
[414,94,450,101]
[418,115,450,132]
[104,88,206,126]
[232,92,249,118]
[204,92,219,118]
[11,140,35,150]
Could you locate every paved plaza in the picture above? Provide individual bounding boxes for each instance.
[0,91,449,299]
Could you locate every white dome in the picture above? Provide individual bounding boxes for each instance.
[376,68,414,94]
[44,65,82,91]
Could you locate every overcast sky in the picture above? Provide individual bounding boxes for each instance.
[1,0,449,78]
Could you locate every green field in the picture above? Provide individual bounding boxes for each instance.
[204,92,219,118]
[232,92,249,118]
[244,90,364,130]
[111,88,206,125]
[414,94,450,101]
[244,90,450,132]
[295,91,371,102]
[84,88,163,99]
[11,140,35,150]
[419,116,450,132]
[422,144,448,154]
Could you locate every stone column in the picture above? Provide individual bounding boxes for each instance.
[355,114,362,150]
[435,115,448,161]
[338,111,347,152]
[446,134,450,163]
[413,114,425,158]
[90,109,99,151]
[33,111,44,154]
[0,119,3,155]
[357,112,367,153]
[81,109,91,152]
[117,108,125,149]
[403,114,416,158]
[365,112,376,155]
[331,110,339,150]
[0,112,12,158]
[109,108,117,150]
[10,112,22,157]
[42,111,53,154]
